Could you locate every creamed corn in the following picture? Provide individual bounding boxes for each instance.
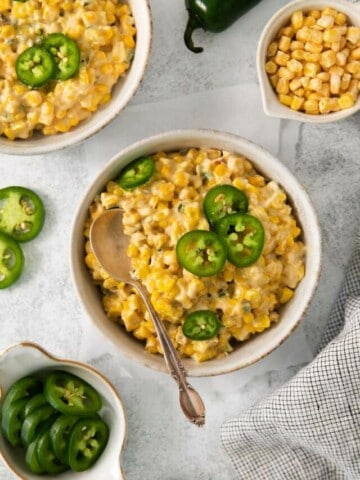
[0,0,135,139]
[84,149,306,362]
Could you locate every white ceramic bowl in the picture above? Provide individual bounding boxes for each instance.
[0,0,152,156]
[257,0,360,123]
[70,129,322,377]
[0,342,127,480]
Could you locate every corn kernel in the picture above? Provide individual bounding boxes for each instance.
[335,12,347,26]
[317,15,334,29]
[320,50,336,69]
[309,77,322,92]
[279,26,294,38]
[304,99,319,114]
[320,83,330,97]
[347,27,360,44]
[303,52,320,62]
[290,95,304,110]
[350,48,360,60]
[341,73,351,91]
[278,67,295,80]
[336,51,347,66]
[304,41,323,53]
[291,10,303,30]
[287,58,303,73]
[309,10,321,20]
[322,8,337,18]
[294,87,305,97]
[274,51,290,66]
[303,16,316,28]
[279,94,292,106]
[330,73,341,94]
[279,35,291,52]
[279,287,294,303]
[276,78,289,94]
[265,60,278,74]
[269,74,279,88]
[291,49,305,61]
[329,65,344,76]
[303,62,320,77]
[323,28,343,43]
[290,40,304,51]
[267,41,278,57]
[339,92,356,110]
[289,77,302,91]
[296,26,312,43]
[317,71,330,81]
[346,61,360,74]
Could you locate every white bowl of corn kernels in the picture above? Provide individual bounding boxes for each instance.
[0,0,151,155]
[257,0,360,122]
[70,129,322,377]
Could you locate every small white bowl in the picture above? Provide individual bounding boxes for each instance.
[0,342,127,480]
[257,0,360,123]
[70,129,322,377]
[0,0,152,156]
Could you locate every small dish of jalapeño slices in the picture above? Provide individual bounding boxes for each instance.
[0,371,110,475]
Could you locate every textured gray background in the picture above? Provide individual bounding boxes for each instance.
[1,0,360,479]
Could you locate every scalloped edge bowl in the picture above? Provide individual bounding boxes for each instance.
[0,0,152,156]
[257,0,360,123]
[0,342,127,480]
[70,129,322,377]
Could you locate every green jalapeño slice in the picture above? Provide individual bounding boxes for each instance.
[44,371,102,416]
[118,156,155,190]
[182,310,222,340]
[217,213,265,267]
[16,46,55,87]
[67,418,109,472]
[42,33,80,81]
[203,185,248,228]
[176,230,227,277]
[0,232,24,289]
[0,186,45,242]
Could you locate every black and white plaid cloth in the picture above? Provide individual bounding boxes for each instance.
[221,232,360,479]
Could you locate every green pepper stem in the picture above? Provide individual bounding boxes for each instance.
[184,15,203,54]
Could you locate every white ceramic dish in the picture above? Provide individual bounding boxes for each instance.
[257,0,360,123]
[70,129,322,377]
[0,0,152,156]
[0,342,127,480]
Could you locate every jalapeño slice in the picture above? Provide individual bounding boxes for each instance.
[42,33,80,81]
[1,398,28,447]
[49,415,79,464]
[0,232,24,289]
[217,213,265,267]
[176,230,227,277]
[16,46,55,87]
[44,371,102,416]
[182,310,222,341]
[20,404,58,446]
[36,430,69,474]
[0,186,45,242]
[67,417,109,472]
[203,185,248,228]
[118,156,155,190]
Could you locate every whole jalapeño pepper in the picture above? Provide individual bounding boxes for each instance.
[184,0,262,53]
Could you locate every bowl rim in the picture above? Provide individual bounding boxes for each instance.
[257,0,360,123]
[0,341,127,480]
[0,0,152,156]
[70,128,322,377]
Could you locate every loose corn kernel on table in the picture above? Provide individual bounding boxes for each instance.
[1,0,360,479]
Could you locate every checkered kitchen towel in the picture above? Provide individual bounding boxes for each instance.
[221,231,360,479]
